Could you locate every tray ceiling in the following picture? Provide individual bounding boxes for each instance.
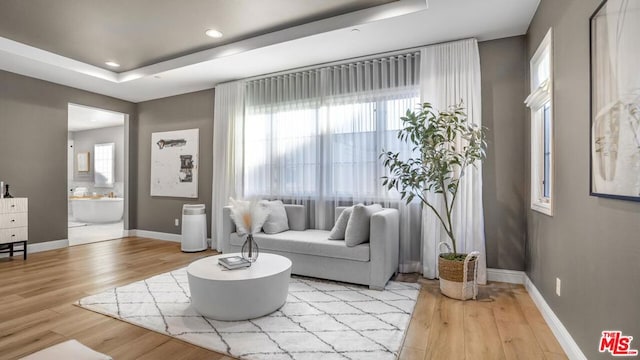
[0,0,540,102]
[0,0,395,72]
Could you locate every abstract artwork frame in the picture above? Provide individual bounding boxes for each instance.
[590,0,640,201]
[150,128,199,198]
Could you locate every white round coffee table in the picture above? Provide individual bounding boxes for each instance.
[187,253,292,320]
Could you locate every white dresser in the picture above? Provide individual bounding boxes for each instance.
[0,198,28,260]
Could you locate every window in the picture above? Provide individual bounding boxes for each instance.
[242,53,421,203]
[244,105,319,197]
[243,92,420,200]
[94,143,115,188]
[525,29,553,215]
[326,95,419,197]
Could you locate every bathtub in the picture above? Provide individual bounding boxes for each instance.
[70,198,124,223]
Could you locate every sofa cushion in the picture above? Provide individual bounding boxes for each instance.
[261,200,289,234]
[284,204,306,231]
[345,204,383,247]
[230,230,370,262]
[328,206,353,240]
[335,207,350,222]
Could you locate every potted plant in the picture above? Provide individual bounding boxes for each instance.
[380,102,486,300]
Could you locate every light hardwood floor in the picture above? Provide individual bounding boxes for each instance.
[0,237,567,360]
[395,274,567,360]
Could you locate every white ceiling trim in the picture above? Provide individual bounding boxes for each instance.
[0,36,117,82]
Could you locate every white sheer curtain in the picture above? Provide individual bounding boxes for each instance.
[420,38,487,283]
[212,81,245,250]
[213,43,485,276]
[243,53,423,272]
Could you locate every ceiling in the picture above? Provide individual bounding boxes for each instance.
[0,0,395,72]
[68,104,125,132]
[0,0,540,103]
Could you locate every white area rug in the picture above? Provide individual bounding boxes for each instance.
[76,267,420,359]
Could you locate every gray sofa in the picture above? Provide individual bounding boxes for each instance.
[221,204,399,289]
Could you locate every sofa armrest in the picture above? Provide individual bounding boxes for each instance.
[221,206,236,253]
[369,208,400,290]
[284,204,306,231]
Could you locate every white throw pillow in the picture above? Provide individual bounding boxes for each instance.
[328,206,353,240]
[345,204,383,247]
[261,200,289,234]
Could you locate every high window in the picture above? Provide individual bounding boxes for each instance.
[525,29,553,215]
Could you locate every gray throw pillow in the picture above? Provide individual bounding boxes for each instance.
[328,206,353,240]
[261,200,289,234]
[345,204,383,247]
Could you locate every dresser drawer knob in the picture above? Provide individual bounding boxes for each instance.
[11,219,15,222]
[11,234,16,237]
[11,205,16,208]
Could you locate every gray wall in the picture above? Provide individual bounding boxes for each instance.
[526,1,640,358]
[72,125,125,184]
[0,70,137,244]
[479,36,527,270]
[136,89,214,237]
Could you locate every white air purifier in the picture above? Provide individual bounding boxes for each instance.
[181,204,207,252]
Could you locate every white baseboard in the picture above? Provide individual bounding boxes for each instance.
[0,238,69,258]
[128,229,181,242]
[524,276,587,360]
[127,229,213,248]
[31,239,69,252]
[487,268,525,284]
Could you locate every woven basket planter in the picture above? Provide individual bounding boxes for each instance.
[438,253,477,300]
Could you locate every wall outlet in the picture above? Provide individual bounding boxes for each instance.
[175,218,180,227]
[556,277,561,296]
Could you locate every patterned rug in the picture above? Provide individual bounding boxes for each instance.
[76,267,420,359]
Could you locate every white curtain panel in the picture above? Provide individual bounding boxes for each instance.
[243,53,423,273]
[419,38,486,283]
[211,81,245,251]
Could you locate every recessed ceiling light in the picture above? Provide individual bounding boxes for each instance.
[351,28,360,33]
[205,29,223,38]
[105,61,120,68]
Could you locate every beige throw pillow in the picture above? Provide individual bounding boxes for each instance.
[328,206,353,240]
[345,204,383,247]
[261,200,289,234]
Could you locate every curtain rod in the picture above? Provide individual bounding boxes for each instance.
[216,37,475,85]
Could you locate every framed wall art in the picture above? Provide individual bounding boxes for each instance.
[150,128,199,198]
[590,0,640,201]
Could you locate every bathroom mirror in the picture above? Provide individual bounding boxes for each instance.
[77,152,90,172]
[94,142,115,188]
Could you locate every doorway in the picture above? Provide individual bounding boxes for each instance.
[67,104,128,246]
